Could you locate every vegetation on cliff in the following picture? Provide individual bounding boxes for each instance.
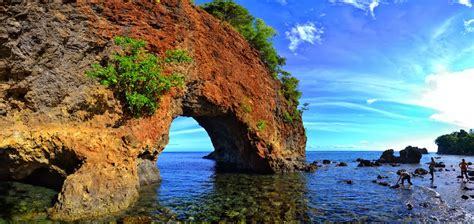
[86,36,192,117]
[201,0,302,122]
[435,130,474,155]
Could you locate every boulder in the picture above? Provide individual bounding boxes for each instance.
[462,195,469,200]
[357,159,380,167]
[377,175,388,179]
[336,162,348,167]
[468,171,474,176]
[303,162,318,173]
[377,146,422,164]
[322,160,331,164]
[414,168,429,175]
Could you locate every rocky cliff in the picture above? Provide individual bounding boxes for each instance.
[0,0,306,221]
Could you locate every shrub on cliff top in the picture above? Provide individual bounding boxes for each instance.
[202,0,302,122]
[86,36,191,117]
[202,0,285,78]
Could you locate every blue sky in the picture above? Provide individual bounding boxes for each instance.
[166,0,474,152]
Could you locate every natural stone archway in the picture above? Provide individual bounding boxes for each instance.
[0,0,307,221]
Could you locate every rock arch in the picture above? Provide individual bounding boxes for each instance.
[0,0,307,221]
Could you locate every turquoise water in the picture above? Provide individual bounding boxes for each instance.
[1,151,474,222]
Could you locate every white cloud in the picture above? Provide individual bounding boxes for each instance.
[417,68,474,128]
[366,98,378,104]
[329,0,381,18]
[453,0,472,7]
[285,22,324,52]
[464,19,474,32]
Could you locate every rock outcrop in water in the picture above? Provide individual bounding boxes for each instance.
[377,146,423,164]
[0,0,306,220]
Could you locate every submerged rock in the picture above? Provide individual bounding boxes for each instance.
[342,180,353,184]
[336,162,348,167]
[463,187,473,191]
[406,203,414,210]
[357,159,380,167]
[322,160,331,164]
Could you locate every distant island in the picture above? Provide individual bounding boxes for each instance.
[436,129,474,155]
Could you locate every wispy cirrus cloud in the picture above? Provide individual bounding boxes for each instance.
[309,101,410,119]
[464,19,474,32]
[285,22,324,52]
[366,98,378,105]
[329,0,381,18]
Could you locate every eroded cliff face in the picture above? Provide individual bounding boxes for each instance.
[0,0,306,220]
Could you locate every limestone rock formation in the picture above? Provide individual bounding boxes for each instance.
[377,146,422,164]
[0,0,306,221]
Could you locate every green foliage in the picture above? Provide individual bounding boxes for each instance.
[86,36,190,117]
[435,130,474,155]
[165,49,193,64]
[256,120,267,131]
[202,0,284,77]
[282,111,293,123]
[241,103,252,113]
[202,0,302,122]
[300,102,310,112]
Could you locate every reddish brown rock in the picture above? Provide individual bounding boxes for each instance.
[0,0,306,221]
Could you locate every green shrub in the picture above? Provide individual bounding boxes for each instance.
[165,49,193,64]
[256,120,267,131]
[202,0,302,122]
[201,0,285,78]
[241,103,252,113]
[282,111,293,123]
[86,36,190,117]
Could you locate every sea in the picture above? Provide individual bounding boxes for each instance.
[1,151,474,222]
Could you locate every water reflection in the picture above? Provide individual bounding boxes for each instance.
[0,182,57,222]
[120,171,310,222]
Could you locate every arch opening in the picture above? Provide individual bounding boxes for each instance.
[164,113,271,173]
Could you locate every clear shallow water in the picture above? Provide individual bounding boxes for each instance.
[1,151,474,222]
